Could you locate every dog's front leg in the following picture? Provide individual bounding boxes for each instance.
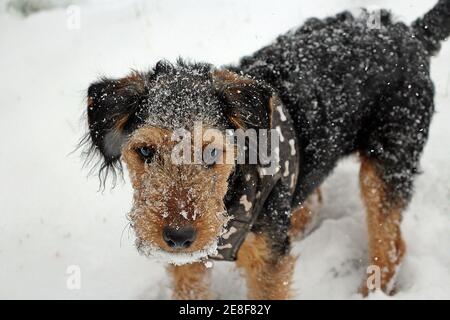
[168,262,212,300]
[236,233,295,300]
[237,182,296,300]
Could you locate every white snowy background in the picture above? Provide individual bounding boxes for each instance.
[0,0,449,299]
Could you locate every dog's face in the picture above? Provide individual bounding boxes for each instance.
[84,61,275,264]
[122,125,233,263]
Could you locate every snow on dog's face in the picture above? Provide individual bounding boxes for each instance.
[83,60,275,264]
[122,125,233,263]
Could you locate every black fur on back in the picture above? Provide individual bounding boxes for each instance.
[233,2,449,205]
[80,1,450,201]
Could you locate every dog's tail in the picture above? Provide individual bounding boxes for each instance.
[412,0,450,56]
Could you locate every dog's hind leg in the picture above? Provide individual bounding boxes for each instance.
[357,73,434,295]
[359,156,406,296]
[168,262,212,299]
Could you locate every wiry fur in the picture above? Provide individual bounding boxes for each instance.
[81,1,450,299]
[123,126,234,262]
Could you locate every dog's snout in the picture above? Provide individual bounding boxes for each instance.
[163,226,196,249]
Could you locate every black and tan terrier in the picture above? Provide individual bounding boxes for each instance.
[82,1,450,299]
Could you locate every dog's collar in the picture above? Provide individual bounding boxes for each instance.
[209,167,273,261]
[209,100,298,261]
[210,161,282,261]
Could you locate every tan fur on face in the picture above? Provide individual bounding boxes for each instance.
[359,156,405,296]
[122,125,234,254]
[236,233,296,300]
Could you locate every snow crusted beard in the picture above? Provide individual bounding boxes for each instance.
[122,126,233,265]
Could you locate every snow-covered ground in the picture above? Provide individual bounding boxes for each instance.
[0,0,448,299]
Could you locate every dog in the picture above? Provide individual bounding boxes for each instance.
[81,0,450,299]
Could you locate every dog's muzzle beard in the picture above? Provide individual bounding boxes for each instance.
[134,237,220,266]
[128,207,230,266]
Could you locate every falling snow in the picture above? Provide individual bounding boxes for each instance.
[0,0,449,299]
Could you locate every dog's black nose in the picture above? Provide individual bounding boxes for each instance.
[163,226,196,249]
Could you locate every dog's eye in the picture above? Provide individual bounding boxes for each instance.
[136,146,155,162]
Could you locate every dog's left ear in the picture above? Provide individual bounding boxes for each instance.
[85,72,146,173]
[213,70,275,130]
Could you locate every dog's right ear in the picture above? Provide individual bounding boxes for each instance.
[212,69,274,131]
[85,72,147,177]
